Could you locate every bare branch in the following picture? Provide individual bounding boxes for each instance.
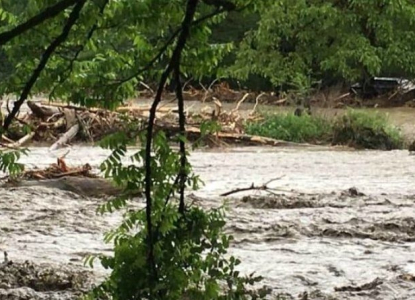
[220,176,286,197]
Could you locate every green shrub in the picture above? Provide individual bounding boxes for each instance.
[245,112,332,144]
[85,131,270,300]
[244,109,404,150]
[332,110,403,150]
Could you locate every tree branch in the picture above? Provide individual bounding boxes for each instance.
[50,0,110,98]
[144,0,199,292]
[2,0,87,132]
[0,0,80,46]
[174,62,187,215]
[220,176,286,197]
[112,4,238,86]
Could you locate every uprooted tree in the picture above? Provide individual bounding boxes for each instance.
[0,0,269,299]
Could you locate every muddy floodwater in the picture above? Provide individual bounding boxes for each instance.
[1,146,415,299]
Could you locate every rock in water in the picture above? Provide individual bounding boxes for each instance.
[1,176,123,197]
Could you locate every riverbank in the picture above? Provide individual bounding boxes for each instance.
[246,110,405,150]
[1,97,415,151]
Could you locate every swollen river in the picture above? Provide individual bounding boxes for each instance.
[1,146,415,299]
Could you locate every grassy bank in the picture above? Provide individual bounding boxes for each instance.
[245,109,404,150]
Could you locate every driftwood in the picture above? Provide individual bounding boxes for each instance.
[116,106,176,113]
[0,157,138,198]
[6,96,314,148]
[40,101,100,112]
[158,124,313,147]
[220,177,285,197]
[49,123,80,151]
[8,132,35,148]
[27,101,61,119]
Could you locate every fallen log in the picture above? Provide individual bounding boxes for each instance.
[157,123,315,147]
[40,101,100,112]
[1,176,122,197]
[116,106,177,113]
[49,123,80,151]
[7,132,35,148]
[27,101,61,119]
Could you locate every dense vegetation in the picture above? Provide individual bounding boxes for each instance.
[0,0,413,299]
[245,110,404,150]
[3,1,415,92]
[0,1,269,299]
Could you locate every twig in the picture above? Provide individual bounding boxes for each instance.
[182,77,193,92]
[250,92,265,115]
[231,93,250,113]
[139,81,155,94]
[334,92,351,102]
[46,113,64,122]
[202,78,220,103]
[220,176,285,197]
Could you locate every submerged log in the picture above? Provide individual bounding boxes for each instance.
[1,176,123,197]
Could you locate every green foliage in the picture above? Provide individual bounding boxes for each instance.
[232,0,415,89]
[1,2,270,299]
[245,112,332,143]
[332,109,403,150]
[88,205,268,300]
[0,0,237,108]
[245,109,404,150]
[85,129,268,300]
[0,148,28,177]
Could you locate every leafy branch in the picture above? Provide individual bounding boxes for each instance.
[0,0,80,46]
[1,0,87,132]
[143,0,200,289]
[112,4,239,86]
[50,0,110,98]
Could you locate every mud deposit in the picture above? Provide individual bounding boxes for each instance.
[1,146,415,299]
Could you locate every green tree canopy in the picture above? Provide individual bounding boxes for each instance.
[231,0,415,88]
[0,1,271,299]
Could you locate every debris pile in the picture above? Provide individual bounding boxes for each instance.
[0,97,293,149]
[1,100,150,150]
[19,156,96,180]
[0,157,124,197]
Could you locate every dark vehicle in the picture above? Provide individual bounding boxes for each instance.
[350,77,415,99]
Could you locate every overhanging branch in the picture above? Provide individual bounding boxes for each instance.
[0,0,80,46]
[113,4,239,86]
[2,0,87,131]
[50,0,110,98]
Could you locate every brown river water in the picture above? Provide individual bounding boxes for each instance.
[1,146,415,299]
